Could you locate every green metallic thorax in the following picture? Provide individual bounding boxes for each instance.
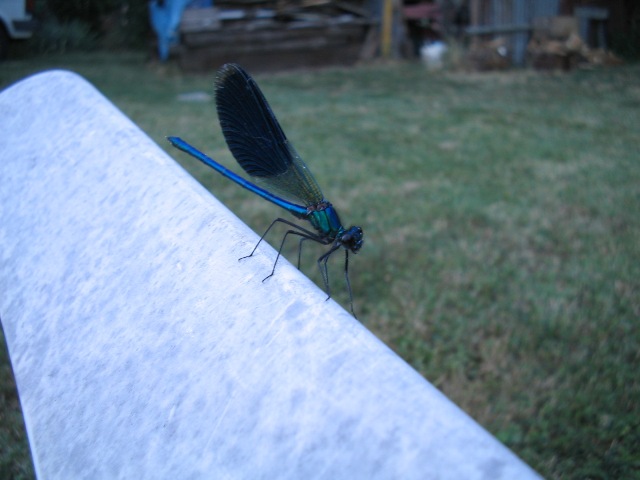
[303,201,344,241]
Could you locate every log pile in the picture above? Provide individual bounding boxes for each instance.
[177,0,374,72]
[527,16,622,70]
[466,37,511,71]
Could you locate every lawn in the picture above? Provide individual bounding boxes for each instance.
[1,53,639,479]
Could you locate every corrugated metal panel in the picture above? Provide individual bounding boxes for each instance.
[467,0,560,66]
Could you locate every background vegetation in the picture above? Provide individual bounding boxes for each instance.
[1,54,639,479]
[5,0,151,57]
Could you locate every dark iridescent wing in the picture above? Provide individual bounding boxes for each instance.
[215,64,324,207]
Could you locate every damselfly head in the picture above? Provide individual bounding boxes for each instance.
[340,226,364,253]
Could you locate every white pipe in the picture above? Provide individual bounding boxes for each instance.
[0,71,541,480]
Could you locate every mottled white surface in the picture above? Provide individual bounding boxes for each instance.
[0,71,541,480]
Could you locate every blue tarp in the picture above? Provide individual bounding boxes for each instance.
[149,0,213,61]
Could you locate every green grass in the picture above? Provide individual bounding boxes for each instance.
[1,53,639,479]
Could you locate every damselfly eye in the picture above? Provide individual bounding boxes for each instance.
[342,226,363,253]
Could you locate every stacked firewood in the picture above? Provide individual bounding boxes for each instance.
[527,16,622,70]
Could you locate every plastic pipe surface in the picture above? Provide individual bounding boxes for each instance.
[0,71,541,480]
